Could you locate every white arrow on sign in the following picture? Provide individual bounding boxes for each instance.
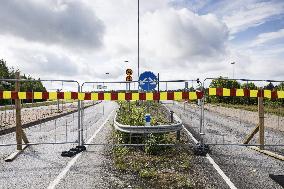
[139,78,148,85]
[148,77,157,85]
[140,77,157,85]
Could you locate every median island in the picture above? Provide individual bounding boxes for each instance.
[106,101,203,188]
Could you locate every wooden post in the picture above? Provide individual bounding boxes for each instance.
[15,72,29,150]
[258,96,264,150]
[15,72,22,150]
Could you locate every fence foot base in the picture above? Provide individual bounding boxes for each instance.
[61,145,86,157]
[5,145,29,162]
[248,146,284,161]
[193,143,210,156]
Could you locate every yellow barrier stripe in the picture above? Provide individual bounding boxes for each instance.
[18,92,26,99]
[174,92,182,100]
[250,90,258,97]
[91,93,98,100]
[104,93,111,100]
[277,91,284,98]
[189,92,197,100]
[160,92,167,100]
[78,93,85,100]
[49,92,57,100]
[3,91,11,99]
[118,93,125,101]
[132,93,139,100]
[64,92,72,100]
[236,89,244,96]
[34,92,42,99]
[209,88,216,96]
[146,93,153,100]
[264,90,271,99]
[223,88,230,96]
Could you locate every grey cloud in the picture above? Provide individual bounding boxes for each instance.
[36,54,79,76]
[0,0,104,49]
[11,48,79,77]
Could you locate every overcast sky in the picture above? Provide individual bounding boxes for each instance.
[0,0,284,86]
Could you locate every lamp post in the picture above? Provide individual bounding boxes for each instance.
[231,62,235,79]
[137,0,140,79]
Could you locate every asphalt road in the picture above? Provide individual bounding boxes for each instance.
[0,101,117,189]
[1,100,283,189]
[167,102,284,189]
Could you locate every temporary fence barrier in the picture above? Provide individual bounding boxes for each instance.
[192,78,284,157]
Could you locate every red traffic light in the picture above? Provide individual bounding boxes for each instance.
[126,69,133,75]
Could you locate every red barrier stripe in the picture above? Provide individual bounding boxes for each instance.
[271,91,278,99]
[243,89,250,97]
[216,88,223,96]
[98,93,104,100]
[139,93,146,100]
[26,92,33,99]
[125,93,132,100]
[42,92,49,100]
[71,92,78,99]
[84,93,91,100]
[196,91,203,99]
[167,92,174,100]
[111,93,118,100]
[257,90,264,98]
[11,91,18,99]
[182,92,189,100]
[153,92,160,100]
[230,88,236,97]
[57,92,64,99]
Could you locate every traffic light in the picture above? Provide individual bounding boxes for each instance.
[126,69,133,81]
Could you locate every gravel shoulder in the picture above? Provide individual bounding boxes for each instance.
[168,102,284,189]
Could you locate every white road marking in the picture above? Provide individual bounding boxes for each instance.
[182,125,237,189]
[47,109,115,189]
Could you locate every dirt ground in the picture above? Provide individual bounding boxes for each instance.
[204,104,284,132]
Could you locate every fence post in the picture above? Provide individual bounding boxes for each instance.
[258,96,264,150]
[81,86,84,146]
[77,85,81,146]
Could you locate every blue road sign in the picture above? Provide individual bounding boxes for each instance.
[139,71,157,91]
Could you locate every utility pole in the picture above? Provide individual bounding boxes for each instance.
[138,0,140,79]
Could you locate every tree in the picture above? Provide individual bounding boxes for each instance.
[0,58,46,105]
[208,76,241,104]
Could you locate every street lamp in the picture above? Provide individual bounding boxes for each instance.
[137,0,140,79]
[231,62,235,79]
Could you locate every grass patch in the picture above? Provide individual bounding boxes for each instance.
[116,101,171,126]
[111,101,194,188]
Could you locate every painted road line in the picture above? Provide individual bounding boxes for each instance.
[47,109,115,189]
[182,125,237,189]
